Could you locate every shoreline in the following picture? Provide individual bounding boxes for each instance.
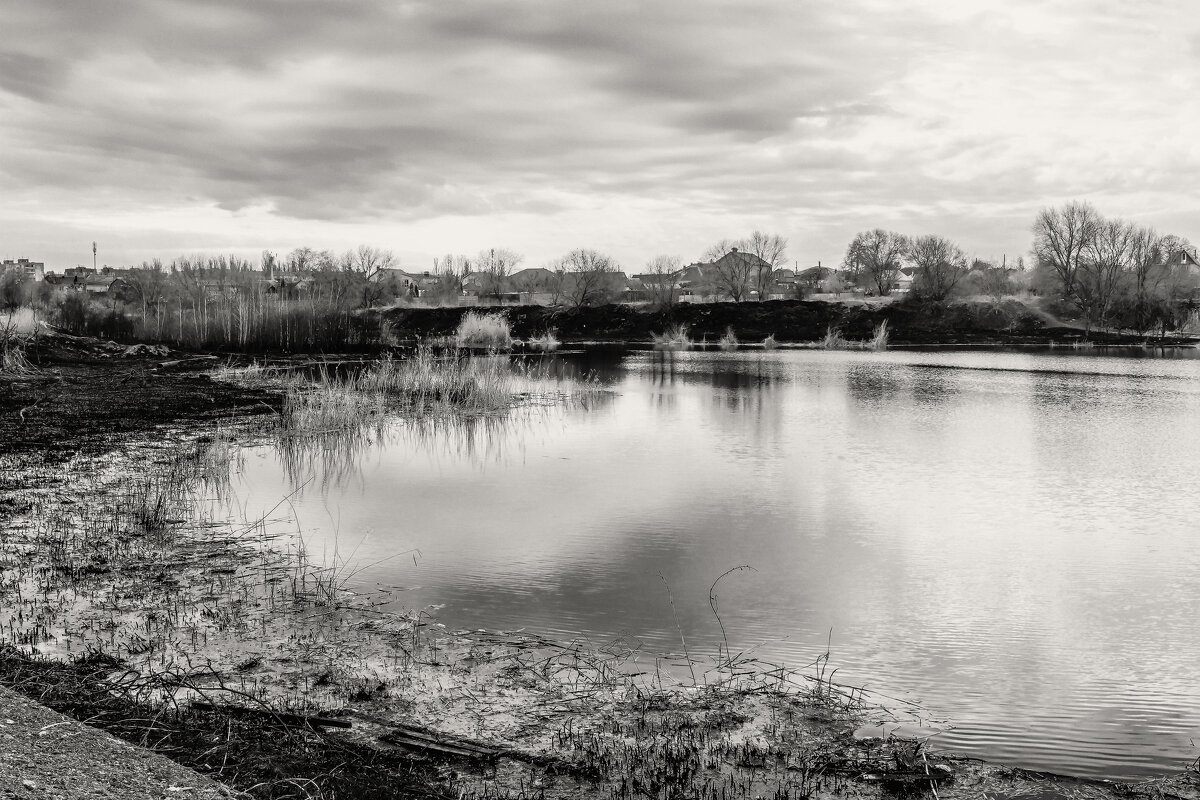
[2,350,1199,798]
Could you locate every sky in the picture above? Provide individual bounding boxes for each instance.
[1,0,1198,273]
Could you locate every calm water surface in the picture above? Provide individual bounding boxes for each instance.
[231,347,1200,780]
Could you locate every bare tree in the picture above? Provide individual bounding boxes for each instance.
[843,229,910,296]
[425,253,472,306]
[344,245,397,276]
[476,248,522,303]
[1074,216,1136,332]
[704,233,787,301]
[742,231,788,300]
[1032,200,1101,300]
[909,234,967,302]
[643,254,682,309]
[703,239,736,262]
[558,248,623,307]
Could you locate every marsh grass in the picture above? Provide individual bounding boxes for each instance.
[652,323,693,349]
[762,334,779,350]
[280,348,611,440]
[527,328,560,351]
[718,327,739,350]
[820,326,850,349]
[869,319,890,351]
[815,322,891,351]
[455,311,513,349]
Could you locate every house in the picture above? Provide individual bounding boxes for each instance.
[369,267,442,297]
[82,275,131,298]
[1,258,45,282]
[508,267,559,294]
[893,267,917,293]
[261,275,312,297]
[1170,249,1200,275]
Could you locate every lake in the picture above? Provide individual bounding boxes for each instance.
[229,346,1200,781]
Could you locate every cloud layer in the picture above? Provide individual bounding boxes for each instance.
[1,0,1198,268]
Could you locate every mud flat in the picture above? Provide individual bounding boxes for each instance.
[2,351,1199,799]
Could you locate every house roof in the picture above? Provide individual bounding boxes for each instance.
[1171,250,1199,267]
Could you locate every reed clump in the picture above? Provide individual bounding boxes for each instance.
[652,323,693,349]
[762,334,779,350]
[455,311,513,349]
[361,350,514,413]
[718,327,739,350]
[869,319,890,351]
[815,322,891,351]
[820,326,850,349]
[527,328,560,351]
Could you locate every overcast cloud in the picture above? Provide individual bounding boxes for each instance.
[1,0,1197,269]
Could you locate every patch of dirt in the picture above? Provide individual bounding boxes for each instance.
[0,339,279,462]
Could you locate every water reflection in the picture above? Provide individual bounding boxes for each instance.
[230,347,1200,781]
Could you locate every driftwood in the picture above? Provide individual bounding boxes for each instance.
[350,713,501,760]
[190,700,352,729]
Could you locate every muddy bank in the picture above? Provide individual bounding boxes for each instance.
[383,299,1198,347]
[0,340,278,462]
[2,358,1200,799]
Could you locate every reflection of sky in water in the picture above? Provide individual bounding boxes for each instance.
[228,348,1200,781]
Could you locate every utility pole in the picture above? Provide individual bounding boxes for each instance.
[92,241,97,272]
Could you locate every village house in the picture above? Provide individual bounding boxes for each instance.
[369,267,442,297]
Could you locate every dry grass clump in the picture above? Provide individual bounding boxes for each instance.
[1,307,38,376]
[527,329,560,351]
[718,327,739,350]
[652,323,693,349]
[455,311,513,349]
[281,348,611,436]
[762,334,779,350]
[1,341,35,376]
[361,350,514,413]
[820,326,850,349]
[815,322,891,351]
[869,320,890,351]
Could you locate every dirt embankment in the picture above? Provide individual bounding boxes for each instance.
[383,298,1198,347]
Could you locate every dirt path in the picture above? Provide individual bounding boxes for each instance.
[0,685,232,800]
